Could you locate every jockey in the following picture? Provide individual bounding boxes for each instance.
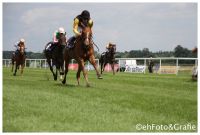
[14,38,26,55]
[106,42,112,52]
[46,27,66,51]
[67,10,93,48]
[53,27,66,43]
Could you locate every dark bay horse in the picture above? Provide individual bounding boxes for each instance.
[44,33,66,81]
[100,43,116,75]
[62,26,102,87]
[11,45,26,76]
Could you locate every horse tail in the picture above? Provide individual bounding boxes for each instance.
[99,55,102,63]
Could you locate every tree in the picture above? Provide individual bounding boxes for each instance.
[174,45,191,57]
[142,48,151,57]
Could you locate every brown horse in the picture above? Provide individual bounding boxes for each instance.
[11,45,26,76]
[62,26,102,87]
[100,43,116,75]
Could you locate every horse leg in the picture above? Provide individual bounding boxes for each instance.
[111,62,115,75]
[20,64,25,75]
[59,68,63,81]
[47,59,56,80]
[76,65,82,85]
[79,59,90,87]
[11,61,14,72]
[100,60,103,75]
[62,59,70,85]
[54,67,58,81]
[59,62,64,81]
[89,55,102,79]
[13,63,18,76]
[103,62,105,72]
[103,62,107,73]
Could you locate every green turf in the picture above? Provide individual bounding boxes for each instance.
[3,67,197,132]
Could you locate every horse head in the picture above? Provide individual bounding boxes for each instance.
[58,33,67,46]
[19,45,25,55]
[81,26,92,48]
[192,47,197,53]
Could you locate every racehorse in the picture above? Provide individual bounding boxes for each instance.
[62,26,102,87]
[44,33,66,81]
[11,45,26,76]
[100,43,116,75]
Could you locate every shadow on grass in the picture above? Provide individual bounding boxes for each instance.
[186,79,198,83]
[54,83,96,89]
[54,83,77,88]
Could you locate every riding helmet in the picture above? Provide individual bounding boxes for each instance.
[20,38,25,43]
[58,27,65,34]
[81,10,90,20]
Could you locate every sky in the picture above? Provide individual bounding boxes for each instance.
[2,2,197,53]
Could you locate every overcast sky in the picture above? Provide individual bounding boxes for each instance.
[3,3,197,52]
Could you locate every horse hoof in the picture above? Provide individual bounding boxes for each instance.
[13,74,16,76]
[60,76,63,81]
[86,83,90,87]
[62,80,66,84]
[98,76,103,79]
[54,77,57,81]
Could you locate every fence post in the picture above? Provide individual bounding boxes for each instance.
[195,59,198,66]
[144,59,146,74]
[25,59,27,68]
[118,59,120,72]
[176,58,179,75]
[35,59,36,68]
[159,59,162,74]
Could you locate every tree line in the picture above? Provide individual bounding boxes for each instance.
[3,45,197,59]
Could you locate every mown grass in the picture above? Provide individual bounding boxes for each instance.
[3,67,197,132]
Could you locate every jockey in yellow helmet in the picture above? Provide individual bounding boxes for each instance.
[67,10,93,49]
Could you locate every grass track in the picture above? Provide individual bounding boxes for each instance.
[3,67,197,132]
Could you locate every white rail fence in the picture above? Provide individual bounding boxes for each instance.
[3,58,197,75]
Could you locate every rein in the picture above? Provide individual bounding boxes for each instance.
[91,39,100,52]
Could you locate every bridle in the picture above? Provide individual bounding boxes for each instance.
[58,33,67,46]
[81,27,93,49]
[19,46,25,55]
[80,23,100,51]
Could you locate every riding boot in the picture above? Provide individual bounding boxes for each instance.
[15,50,19,56]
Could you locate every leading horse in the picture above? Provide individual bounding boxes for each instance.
[62,26,102,87]
[11,45,26,76]
[44,33,66,81]
[100,43,116,75]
